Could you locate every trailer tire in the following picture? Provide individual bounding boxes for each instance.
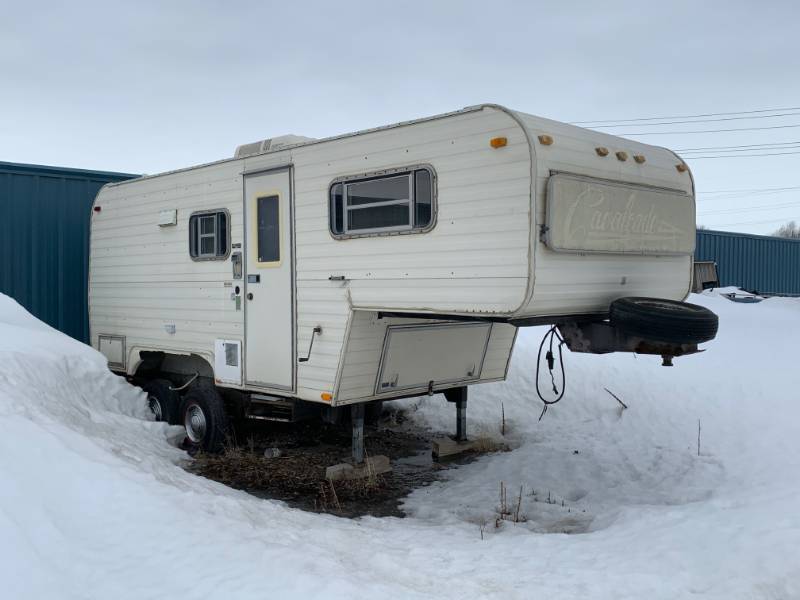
[142,379,180,425]
[610,297,718,344]
[180,381,229,454]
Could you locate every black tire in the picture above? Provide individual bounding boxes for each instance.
[610,297,718,344]
[180,380,229,453]
[142,378,180,425]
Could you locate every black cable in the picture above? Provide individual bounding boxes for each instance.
[535,326,566,421]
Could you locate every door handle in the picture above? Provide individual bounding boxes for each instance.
[247,293,254,300]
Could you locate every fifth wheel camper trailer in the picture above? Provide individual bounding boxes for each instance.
[89,104,717,459]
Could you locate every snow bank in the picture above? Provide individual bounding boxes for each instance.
[0,292,798,599]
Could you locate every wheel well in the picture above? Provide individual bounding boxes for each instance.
[132,351,214,380]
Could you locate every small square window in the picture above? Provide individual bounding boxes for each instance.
[189,210,229,260]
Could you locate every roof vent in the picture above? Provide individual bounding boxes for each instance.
[234,135,316,159]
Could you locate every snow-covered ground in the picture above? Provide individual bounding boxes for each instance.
[0,290,798,599]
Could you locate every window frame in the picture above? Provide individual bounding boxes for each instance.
[328,164,437,239]
[189,208,231,261]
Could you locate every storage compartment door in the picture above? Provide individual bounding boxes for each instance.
[376,323,492,394]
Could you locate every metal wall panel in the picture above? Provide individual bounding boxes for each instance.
[695,229,800,296]
[0,161,137,342]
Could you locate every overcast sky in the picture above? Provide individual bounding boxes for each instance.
[2,0,799,234]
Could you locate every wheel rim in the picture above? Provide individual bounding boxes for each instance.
[184,403,207,443]
[148,395,163,421]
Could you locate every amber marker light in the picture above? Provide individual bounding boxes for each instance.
[676,163,688,172]
[490,136,508,148]
[321,392,333,402]
[595,147,609,157]
[616,151,628,161]
[537,134,553,145]
[633,154,646,164]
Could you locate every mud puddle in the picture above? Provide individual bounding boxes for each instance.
[187,417,477,518]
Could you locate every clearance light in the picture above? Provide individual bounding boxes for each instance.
[676,163,688,172]
[537,134,554,146]
[490,137,508,148]
[633,154,646,164]
[595,147,609,157]
[321,392,333,402]
[615,151,628,161]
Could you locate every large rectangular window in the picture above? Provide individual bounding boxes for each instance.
[189,210,229,260]
[257,195,280,263]
[329,166,435,237]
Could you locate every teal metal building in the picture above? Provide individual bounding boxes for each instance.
[696,229,800,296]
[0,161,138,342]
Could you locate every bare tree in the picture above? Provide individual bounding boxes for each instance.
[773,221,800,239]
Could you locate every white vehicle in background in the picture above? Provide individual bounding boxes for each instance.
[88,104,717,460]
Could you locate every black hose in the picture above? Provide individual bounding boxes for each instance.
[535,326,566,420]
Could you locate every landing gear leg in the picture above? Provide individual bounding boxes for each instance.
[444,386,468,442]
[351,403,365,464]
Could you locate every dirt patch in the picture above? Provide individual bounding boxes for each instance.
[187,417,488,518]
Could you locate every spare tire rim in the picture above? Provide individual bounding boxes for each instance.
[147,394,163,421]
[185,404,207,443]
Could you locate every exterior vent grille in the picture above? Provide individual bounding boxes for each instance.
[224,342,239,367]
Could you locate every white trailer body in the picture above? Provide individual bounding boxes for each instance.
[89,104,695,410]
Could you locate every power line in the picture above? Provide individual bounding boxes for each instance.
[677,141,800,152]
[606,123,800,136]
[682,145,800,156]
[587,111,800,129]
[711,217,796,227]
[697,191,800,203]
[686,150,800,159]
[698,200,800,216]
[572,105,800,125]
[700,185,800,194]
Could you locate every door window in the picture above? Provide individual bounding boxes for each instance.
[257,195,280,264]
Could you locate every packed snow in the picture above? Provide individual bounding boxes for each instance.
[0,290,798,599]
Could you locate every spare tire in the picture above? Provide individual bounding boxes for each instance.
[610,297,718,344]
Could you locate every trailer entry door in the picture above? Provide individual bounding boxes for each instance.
[243,168,294,391]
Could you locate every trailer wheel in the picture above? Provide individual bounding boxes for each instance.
[142,379,180,425]
[610,297,718,344]
[180,381,229,453]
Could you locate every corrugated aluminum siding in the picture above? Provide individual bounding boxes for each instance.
[695,229,800,296]
[0,162,138,341]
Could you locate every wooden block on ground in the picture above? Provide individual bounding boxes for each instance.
[325,455,391,481]
[432,437,477,459]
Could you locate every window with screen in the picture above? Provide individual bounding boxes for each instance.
[329,166,435,237]
[189,210,229,260]
[257,195,280,263]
